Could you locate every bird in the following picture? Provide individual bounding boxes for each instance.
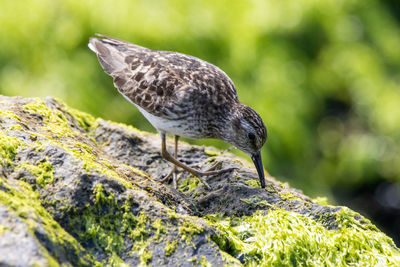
[88,34,267,189]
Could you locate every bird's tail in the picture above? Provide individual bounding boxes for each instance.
[89,34,148,75]
[88,36,127,75]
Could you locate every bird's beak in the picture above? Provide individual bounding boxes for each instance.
[251,151,265,188]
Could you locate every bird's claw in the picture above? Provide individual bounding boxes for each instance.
[193,166,237,190]
[160,166,181,189]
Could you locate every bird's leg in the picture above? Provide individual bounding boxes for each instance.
[159,133,236,190]
[204,161,223,172]
[160,135,180,188]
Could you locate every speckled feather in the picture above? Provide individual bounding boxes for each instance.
[90,34,238,117]
[89,34,266,146]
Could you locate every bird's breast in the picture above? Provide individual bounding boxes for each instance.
[133,103,208,139]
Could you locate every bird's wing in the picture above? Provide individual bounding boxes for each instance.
[89,35,239,119]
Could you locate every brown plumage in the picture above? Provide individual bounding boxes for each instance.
[89,34,267,189]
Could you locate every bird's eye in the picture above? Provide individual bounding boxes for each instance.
[248,132,256,140]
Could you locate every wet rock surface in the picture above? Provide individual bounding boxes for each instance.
[0,96,399,266]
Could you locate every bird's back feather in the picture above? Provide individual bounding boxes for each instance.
[89,35,239,121]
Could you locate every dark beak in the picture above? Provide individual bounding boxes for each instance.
[251,151,265,188]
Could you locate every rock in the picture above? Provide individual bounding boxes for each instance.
[0,95,399,266]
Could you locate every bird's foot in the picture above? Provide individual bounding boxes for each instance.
[160,165,181,189]
[160,164,236,191]
[193,164,237,190]
[204,161,224,172]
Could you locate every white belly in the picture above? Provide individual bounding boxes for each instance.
[122,94,201,138]
[135,104,186,135]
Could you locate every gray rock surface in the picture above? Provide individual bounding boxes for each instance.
[0,96,399,266]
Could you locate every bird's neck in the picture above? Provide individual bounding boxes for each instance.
[217,102,245,144]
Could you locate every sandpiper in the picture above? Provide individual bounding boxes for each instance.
[89,34,267,189]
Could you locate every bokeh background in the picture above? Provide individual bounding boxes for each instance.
[1,0,400,245]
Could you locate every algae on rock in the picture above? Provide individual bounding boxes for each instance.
[0,96,399,266]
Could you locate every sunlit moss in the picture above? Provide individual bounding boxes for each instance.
[19,98,137,190]
[165,240,178,256]
[0,177,98,266]
[23,99,72,138]
[82,184,125,254]
[313,196,329,206]
[178,177,200,193]
[0,131,20,166]
[279,191,299,201]
[120,163,150,179]
[179,220,204,244]
[244,179,260,188]
[0,225,9,235]
[200,256,212,267]
[167,209,178,220]
[67,184,156,266]
[0,109,21,122]
[204,149,221,156]
[19,157,54,188]
[188,256,212,267]
[208,207,400,266]
[59,100,98,131]
[5,124,25,133]
[140,248,153,265]
[152,219,166,241]
[219,250,242,267]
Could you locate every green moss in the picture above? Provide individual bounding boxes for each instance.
[167,209,178,220]
[0,108,22,121]
[120,163,150,179]
[179,220,204,244]
[71,184,126,257]
[19,157,54,188]
[128,212,149,245]
[244,179,260,188]
[140,248,153,265]
[19,99,136,189]
[335,207,378,231]
[178,177,200,193]
[5,124,25,133]
[67,184,159,266]
[208,207,400,266]
[23,99,72,138]
[0,177,98,266]
[240,197,271,207]
[188,257,197,263]
[19,99,129,189]
[279,192,299,201]
[0,131,21,166]
[165,240,178,256]
[0,225,9,235]
[106,254,129,267]
[187,256,212,267]
[152,219,166,241]
[219,251,242,267]
[68,143,137,191]
[204,149,220,156]
[60,101,98,131]
[313,196,329,205]
[3,98,137,191]
[200,256,212,267]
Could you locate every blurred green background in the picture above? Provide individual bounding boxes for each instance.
[1,0,400,244]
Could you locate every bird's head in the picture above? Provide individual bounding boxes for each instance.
[224,104,267,188]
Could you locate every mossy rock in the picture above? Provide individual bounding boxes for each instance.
[0,96,399,266]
